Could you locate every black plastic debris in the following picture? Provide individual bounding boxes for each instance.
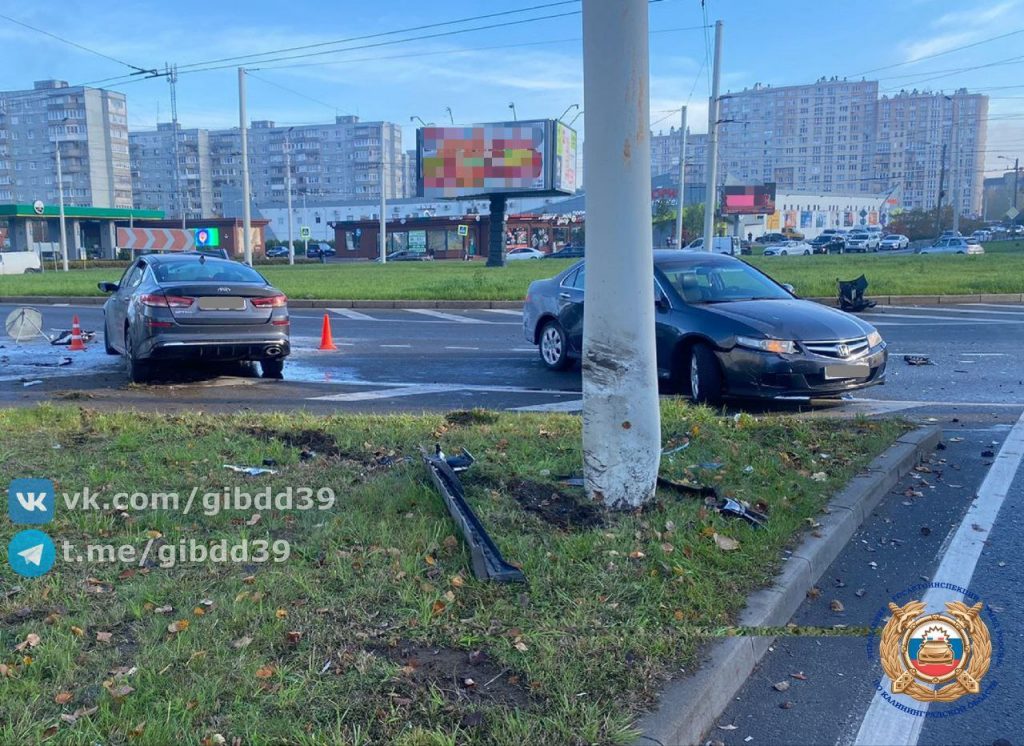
[299,449,316,462]
[656,476,767,528]
[558,475,585,488]
[262,458,279,468]
[904,355,934,366]
[837,275,877,312]
[421,446,525,583]
[27,357,73,368]
[981,449,995,458]
[50,330,96,346]
[435,444,475,472]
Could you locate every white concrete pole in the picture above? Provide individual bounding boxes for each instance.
[702,20,723,252]
[285,128,294,265]
[239,67,253,265]
[581,0,661,510]
[951,95,961,233]
[380,136,387,263]
[675,106,687,247]
[55,139,69,272]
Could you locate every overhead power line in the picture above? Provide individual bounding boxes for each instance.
[848,26,1024,77]
[0,11,152,74]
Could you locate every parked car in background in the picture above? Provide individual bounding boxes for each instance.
[917,237,985,255]
[306,243,336,259]
[99,253,290,383]
[385,250,432,261]
[684,236,741,255]
[506,247,545,261]
[781,227,805,240]
[809,235,845,254]
[763,240,813,256]
[845,229,880,253]
[970,230,992,243]
[544,245,585,259]
[939,230,963,239]
[266,246,290,258]
[0,250,42,274]
[879,234,910,251]
[522,251,887,404]
[760,232,787,244]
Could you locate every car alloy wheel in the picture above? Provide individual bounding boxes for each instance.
[690,355,701,401]
[125,329,151,384]
[539,321,569,370]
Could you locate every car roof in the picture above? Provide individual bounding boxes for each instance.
[141,253,236,266]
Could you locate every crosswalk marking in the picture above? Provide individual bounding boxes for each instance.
[481,309,523,316]
[329,308,377,321]
[406,309,486,324]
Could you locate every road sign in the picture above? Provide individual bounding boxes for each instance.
[457,224,469,236]
[116,227,194,252]
[300,226,311,239]
[1006,207,1020,220]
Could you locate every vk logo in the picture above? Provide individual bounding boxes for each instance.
[7,529,56,578]
[8,479,55,525]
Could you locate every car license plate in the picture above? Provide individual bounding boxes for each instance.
[824,364,870,380]
[198,296,245,311]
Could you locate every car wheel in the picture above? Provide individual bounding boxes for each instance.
[260,358,285,379]
[688,343,723,405]
[103,313,118,355]
[780,250,788,256]
[803,249,810,255]
[538,320,570,370]
[956,251,965,254]
[124,328,151,384]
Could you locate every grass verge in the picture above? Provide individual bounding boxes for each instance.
[2,242,1023,300]
[0,404,906,744]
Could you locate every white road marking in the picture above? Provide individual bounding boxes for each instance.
[509,399,584,412]
[329,308,377,321]
[308,384,456,402]
[444,346,480,351]
[964,303,1024,310]
[885,305,1024,316]
[959,353,1008,357]
[853,410,1024,746]
[309,382,577,402]
[481,309,523,316]
[858,312,1020,324]
[846,397,1022,409]
[406,309,486,324]
[379,344,412,348]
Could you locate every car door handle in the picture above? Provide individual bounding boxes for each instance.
[558,292,571,300]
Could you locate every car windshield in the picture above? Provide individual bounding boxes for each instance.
[658,260,790,303]
[152,260,266,284]
[883,235,900,240]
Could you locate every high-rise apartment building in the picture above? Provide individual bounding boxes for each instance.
[875,89,988,214]
[649,127,708,202]
[130,123,214,219]
[0,80,132,208]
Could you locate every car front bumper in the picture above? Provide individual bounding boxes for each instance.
[716,345,887,399]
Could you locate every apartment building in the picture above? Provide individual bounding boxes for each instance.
[130,122,214,219]
[0,80,132,208]
[875,89,988,214]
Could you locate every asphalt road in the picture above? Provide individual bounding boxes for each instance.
[1,301,1023,418]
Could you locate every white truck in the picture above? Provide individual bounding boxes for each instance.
[0,251,42,275]
[684,236,741,256]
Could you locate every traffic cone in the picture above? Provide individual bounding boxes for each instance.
[69,315,86,351]
[318,313,337,351]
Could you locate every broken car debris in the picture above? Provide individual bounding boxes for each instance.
[656,476,768,528]
[904,355,934,366]
[837,275,877,312]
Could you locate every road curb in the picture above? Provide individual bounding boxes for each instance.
[3,293,1023,310]
[632,424,942,746]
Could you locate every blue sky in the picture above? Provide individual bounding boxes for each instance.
[3,0,1024,173]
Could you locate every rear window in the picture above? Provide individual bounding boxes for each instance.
[152,260,267,284]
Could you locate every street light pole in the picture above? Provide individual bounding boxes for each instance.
[285,127,294,265]
[675,105,687,247]
[580,0,660,509]
[55,131,69,272]
[702,20,724,252]
[949,94,962,233]
[380,136,387,264]
[238,67,253,266]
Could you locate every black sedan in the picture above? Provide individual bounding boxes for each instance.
[100,253,290,383]
[522,251,887,403]
[809,235,845,254]
[544,245,585,259]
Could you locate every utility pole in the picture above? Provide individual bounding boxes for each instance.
[674,106,687,247]
[55,132,69,272]
[950,94,961,233]
[1014,157,1020,212]
[166,63,187,229]
[238,67,253,266]
[702,20,724,252]
[935,142,947,235]
[580,0,660,510]
[285,127,294,265]
[380,131,387,263]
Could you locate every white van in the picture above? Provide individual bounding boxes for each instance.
[684,236,741,256]
[0,251,42,275]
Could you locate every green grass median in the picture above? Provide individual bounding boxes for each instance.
[3,243,1023,300]
[0,404,905,744]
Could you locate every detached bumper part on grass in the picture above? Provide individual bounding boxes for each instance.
[656,476,768,528]
[421,446,526,584]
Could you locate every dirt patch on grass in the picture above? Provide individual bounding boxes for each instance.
[506,479,604,530]
[247,427,407,470]
[374,641,529,709]
[444,409,500,427]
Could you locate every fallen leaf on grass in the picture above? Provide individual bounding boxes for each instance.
[232,636,253,650]
[130,721,146,738]
[59,705,98,725]
[14,633,41,652]
[811,472,828,482]
[773,680,790,692]
[106,684,135,700]
[254,665,276,679]
[96,631,113,643]
[275,608,288,620]
[628,550,646,560]
[424,555,436,566]
[830,600,845,613]
[153,605,173,615]
[431,600,447,615]
[713,533,740,552]
[661,543,675,553]
[285,631,302,646]
[0,664,12,678]
[450,575,465,588]
[167,619,190,634]
[54,691,74,704]
[514,641,529,652]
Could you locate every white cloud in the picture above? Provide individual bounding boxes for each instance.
[902,0,1020,62]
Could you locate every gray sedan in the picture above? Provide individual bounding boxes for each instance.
[100,253,290,383]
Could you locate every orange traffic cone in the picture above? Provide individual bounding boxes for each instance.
[318,313,337,351]
[69,315,86,351]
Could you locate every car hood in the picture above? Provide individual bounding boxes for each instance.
[704,299,872,340]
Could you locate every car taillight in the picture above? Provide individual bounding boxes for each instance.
[140,294,193,308]
[251,294,287,308]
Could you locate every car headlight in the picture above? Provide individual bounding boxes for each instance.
[736,336,796,354]
[867,330,884,348]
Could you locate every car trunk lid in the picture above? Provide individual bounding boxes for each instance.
[158,282,282,325]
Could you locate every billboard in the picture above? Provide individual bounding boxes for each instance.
[721,183,777,215]
[417,120,576,199]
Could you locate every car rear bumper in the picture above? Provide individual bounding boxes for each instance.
[717,346,887,399]
[138,327,290,361]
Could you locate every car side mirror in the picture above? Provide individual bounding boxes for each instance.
[782,283,795,295]
[98,281,119,293]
